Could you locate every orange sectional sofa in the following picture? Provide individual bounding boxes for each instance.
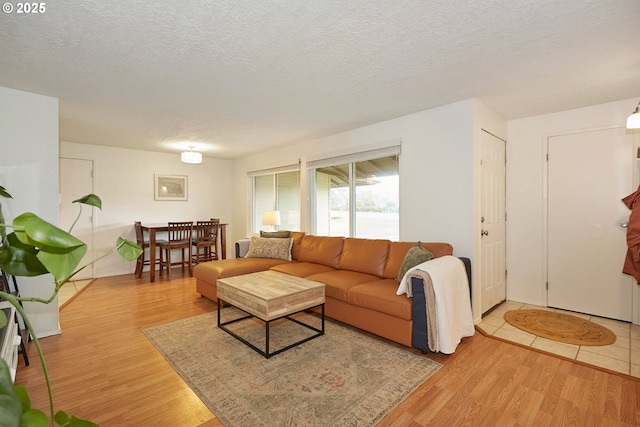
[193,232,453,348]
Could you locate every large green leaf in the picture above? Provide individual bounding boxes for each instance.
[0,233,48,277]
[0,359,22,427]
[117,238,143,261]
[72,194,102,210]
[37,244,87,282]
[9,213,86,281]
[0,204,8,266]
[0,311,6,329]
[54,411,98,427]
[15,385,48,427]
[0,186,11,199]
[13,384,30,412]
[0,204,6,242]
[13,213,85,252]
[68,415,99,427]
[20,409,48,427]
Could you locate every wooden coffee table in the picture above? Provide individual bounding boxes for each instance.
[216,270,325,358]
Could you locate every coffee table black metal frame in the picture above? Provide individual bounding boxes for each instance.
[217,299,325,359]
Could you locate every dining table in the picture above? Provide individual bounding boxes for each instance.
[140,222,228,282]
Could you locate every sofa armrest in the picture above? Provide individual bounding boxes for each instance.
[235,238,251,258]
[411,256,472,353]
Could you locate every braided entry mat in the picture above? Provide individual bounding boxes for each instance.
[504,309,617,346]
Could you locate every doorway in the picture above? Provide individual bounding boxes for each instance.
[480,130,507,314]
[59,157,95,281]
[547,127,636,321]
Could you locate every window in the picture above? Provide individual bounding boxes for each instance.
[252,170,300,232]
[312,152,399,240]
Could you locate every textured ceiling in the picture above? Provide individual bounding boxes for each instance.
[1,0,639,159]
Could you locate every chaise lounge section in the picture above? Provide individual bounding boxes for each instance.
[193,232,461,350]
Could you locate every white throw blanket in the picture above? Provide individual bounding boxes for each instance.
[397,256,475,354]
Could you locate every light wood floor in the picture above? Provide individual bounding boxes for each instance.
[15,271,640,427]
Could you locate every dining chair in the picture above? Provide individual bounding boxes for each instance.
[192,219,220,265]
[133,221,164,278]
[158,221,194,278]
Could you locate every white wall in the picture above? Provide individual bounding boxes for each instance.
[0,87,60,337]
[60,142,234,277]
[507,98,638,306]
[232,100,473,250]
[231,98,507,321]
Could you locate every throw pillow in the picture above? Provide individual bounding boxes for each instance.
[244,236,293,260]
[395,241,434,282]
[260,230,291,238]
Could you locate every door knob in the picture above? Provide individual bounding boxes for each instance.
[620,220,629,228]
[481,230,489,236]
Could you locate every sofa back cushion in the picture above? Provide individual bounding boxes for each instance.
[383,241,453,279]
[259,230,290,238]
[337,238,390,277]
[289,231,306,260]
[297,235,344,268]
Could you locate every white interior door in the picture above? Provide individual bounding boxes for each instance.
[480,130,507,314]
[547,127,635,321]
[59,157,94,280]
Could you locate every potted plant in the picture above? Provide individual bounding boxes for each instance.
[0,185,142,427]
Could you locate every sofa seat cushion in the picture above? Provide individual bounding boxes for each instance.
[337,238,390,277]
[383,241,453,279]
[297,235,345,268]
[269,262,336,278]
[306,270,381,302]
[347,278,412,320]
[192,258,291,282]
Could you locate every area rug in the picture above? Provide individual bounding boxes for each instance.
[504,309,617,346]
[143,309,441,427]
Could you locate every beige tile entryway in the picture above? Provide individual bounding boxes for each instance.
[477,301,640,378]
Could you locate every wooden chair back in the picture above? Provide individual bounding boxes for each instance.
[195,219,219,243]
[134,221,147,247]
[167,221,193,244]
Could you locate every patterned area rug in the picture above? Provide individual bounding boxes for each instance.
[504,309,617,346]
[143,309,441,427]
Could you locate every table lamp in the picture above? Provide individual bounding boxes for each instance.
[262,210,281,232]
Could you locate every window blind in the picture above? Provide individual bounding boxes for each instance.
[247,159,301,177]
[306,143,401,169]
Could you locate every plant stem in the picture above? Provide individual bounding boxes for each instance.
[68,204,82,234]
[0,291,55,422]
[56,248,116,290]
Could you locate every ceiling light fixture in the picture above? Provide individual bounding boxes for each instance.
[627,100,640,129]
[181,145,202,164]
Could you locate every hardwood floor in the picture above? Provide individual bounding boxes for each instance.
[15,272,640,427]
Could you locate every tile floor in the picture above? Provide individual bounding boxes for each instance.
[58,279,93,308]
[476,301,640,378]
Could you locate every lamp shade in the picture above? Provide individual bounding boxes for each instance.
[627,113,640,129]
[262,210,281,231]
[627,101,640,129]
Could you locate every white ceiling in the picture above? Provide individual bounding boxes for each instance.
[1,0,639,159]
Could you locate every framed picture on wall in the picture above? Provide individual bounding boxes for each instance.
[154,174,188,201]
